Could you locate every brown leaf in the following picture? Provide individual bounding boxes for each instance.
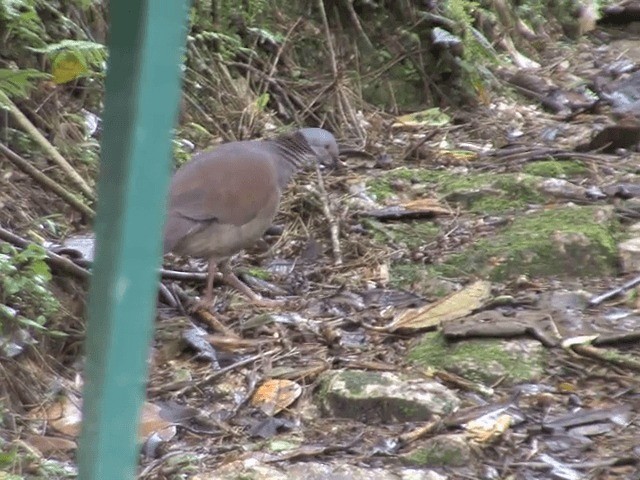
[23,434,77,454]
[388,280,492,332]
[251,379,302,415]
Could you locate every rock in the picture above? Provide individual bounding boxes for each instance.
[618,237,640,273]
[400,434,472,467]
[436,206,619,280]
[317,370,459,424]
[408,333,546,386]
[196,459,447,480]
[537,178,588,200]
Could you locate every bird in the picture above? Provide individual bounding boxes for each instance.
[163,128,339,310]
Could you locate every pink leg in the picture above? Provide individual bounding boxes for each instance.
[203,260,217,305]
[219,260,284,308]
[191,260,218,312]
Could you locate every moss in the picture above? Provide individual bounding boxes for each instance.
[523,160,587,178]
[367,167,447,201]
[368,168,545,214]
[245,267,270,280]
[408,332,545,384]
[367,219,440,250]
[336,370,393,396]
[389,262,428,290]
[434,206,620,281]
[442,173,544,213]
[402,436,470,467]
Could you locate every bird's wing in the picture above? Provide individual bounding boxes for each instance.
[163,141,280,252]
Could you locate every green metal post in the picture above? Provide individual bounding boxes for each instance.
[78,2,190,479]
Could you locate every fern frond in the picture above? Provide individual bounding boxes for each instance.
[0,68,49,104]
[29,39,107,68]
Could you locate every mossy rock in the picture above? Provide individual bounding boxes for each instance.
[523,160,587,178]
[435,205,620,281]
[400,434,471,468]
[364,218,441,251]
[316,370,459,424]
[408,332,546,385]
[367,168,545,214]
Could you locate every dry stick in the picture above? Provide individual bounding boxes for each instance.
[264,18,303,125]
[571,344,640,372]
[589,274,640,306]
[0,143,95,219]
[0,224,91,280]
[339,0,374,52]
[0,92,95,200]
[0,225,179,305]
[315,164,342,266]
[267,18,302,78]
[315,0,358,133]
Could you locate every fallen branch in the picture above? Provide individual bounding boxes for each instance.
[0,92,95,200]
[588,274,640,306]
[315,164,342,266]
[571,344,640,372]
[0,143,95,219]
[0,224,90,280]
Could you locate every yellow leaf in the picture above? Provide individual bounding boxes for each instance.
[392,108,451,128]
[52,52,88,84]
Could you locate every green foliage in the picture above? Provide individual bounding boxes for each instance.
[0,243,61,334]
[444,0,498,94]
[188,30,253,61]
[30,39,107,82]
[0,0,48,49]
[215,0,270,24]
[30,39,107,65]
[0,68,49,103]
[445,0,479,28]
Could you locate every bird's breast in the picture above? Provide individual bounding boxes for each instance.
[175,198,279,260]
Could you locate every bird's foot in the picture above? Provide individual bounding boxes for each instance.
[188,297,216,313]
[250,296,287,309]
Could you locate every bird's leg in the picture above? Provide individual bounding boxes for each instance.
[191,260,218,312]
[219,260,285,308]
[204,260,217,304]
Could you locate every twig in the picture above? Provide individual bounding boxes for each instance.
[0,143,95,218]
[0,225,178,306]
[185,348,281,391]
[339,0,374,52]
[0,224,90,280]
[316,0,362,136]
[588,274,640,306]
[160,269,208,281]
[0,92,95,200]
[314,164,342,266]
[316,0,338,83]
[571,344,640,372]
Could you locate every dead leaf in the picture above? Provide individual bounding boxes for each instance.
[29,395,187,442]
[392,108,451,128]
[466,413,513,443]
[28,394,83,437]
[561,335,599,349]
[400,198,447,212]
[388,280,492,332]
[23,434,77,454]
[139,403,177,442]
[251,379,302,415]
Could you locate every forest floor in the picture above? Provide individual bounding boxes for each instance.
[3,19,640,480]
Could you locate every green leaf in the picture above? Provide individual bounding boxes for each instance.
[30,259,52,281]
[0,68,49,103]
[46,330,69,338]
[256,92,270,111]
[17,316,47,330]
